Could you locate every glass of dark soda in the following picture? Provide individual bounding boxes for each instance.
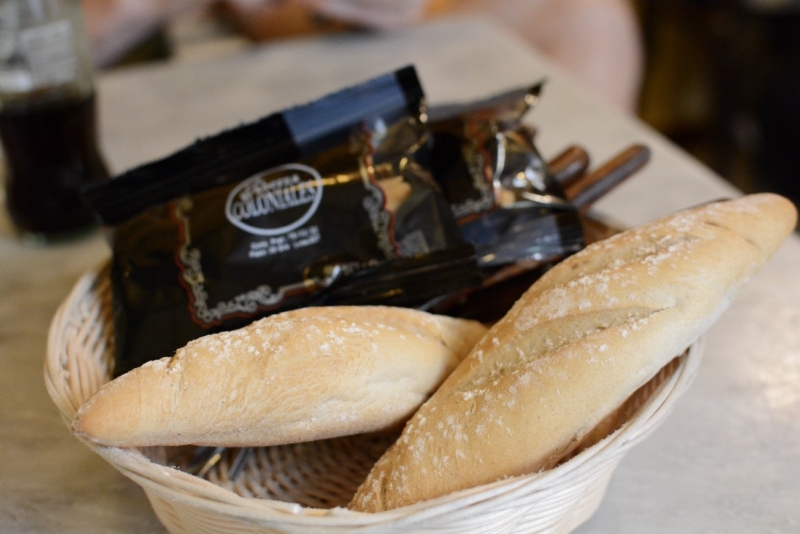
[0,0,109,238]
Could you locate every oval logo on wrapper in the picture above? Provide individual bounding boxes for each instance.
[225,163,324,236]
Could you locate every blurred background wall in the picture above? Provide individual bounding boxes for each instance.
[636,0,800,208]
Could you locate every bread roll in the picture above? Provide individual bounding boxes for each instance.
[349,193,796,512]
[72,306,487,447]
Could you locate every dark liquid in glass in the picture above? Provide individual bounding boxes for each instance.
[0,92,109,235]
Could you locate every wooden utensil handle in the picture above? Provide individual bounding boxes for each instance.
[548,145,590,189]
[566,144,650,212]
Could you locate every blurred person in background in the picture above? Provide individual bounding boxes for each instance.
[82,0,643,112]
[81,0,196,68]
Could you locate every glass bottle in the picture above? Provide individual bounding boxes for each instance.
[0,0,109,238]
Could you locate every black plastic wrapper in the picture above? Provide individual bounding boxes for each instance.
[84,66,481,376]
[428,83,585,269]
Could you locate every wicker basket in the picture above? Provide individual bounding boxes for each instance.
[45,265,703,534]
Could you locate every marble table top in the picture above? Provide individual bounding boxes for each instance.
[1,16,798,533]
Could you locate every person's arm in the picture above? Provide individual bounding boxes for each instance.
[438,0,644,113]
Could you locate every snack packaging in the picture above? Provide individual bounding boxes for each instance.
[427,83,585,269]
[84,67,481,375]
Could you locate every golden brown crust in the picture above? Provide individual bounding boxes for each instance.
[349,194,797,512]
[72,306,487,448]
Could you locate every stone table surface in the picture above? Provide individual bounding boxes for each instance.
[1,17,798,533]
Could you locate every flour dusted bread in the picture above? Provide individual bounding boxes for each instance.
[349,193,796,512]
[72,306,487,448]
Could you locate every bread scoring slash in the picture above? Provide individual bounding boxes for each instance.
[349,193,797,512]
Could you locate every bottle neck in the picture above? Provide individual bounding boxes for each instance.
[0,0,96,107]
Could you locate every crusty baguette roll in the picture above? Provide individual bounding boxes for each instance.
[72,306,487,448]
[350,193,797,512]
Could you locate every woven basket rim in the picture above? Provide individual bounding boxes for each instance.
[45,265,703,529]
